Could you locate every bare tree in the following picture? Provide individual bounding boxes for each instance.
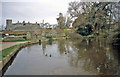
[67,1,120,36]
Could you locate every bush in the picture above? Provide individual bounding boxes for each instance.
[46,35,52,39]
[76,24,93,36]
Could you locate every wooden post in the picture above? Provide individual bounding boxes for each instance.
[39,40,41,45]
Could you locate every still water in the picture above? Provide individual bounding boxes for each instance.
[4,39,119,75]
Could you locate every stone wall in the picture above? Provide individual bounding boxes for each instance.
[6,20,42,31]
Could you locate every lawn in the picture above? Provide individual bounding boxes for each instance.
[3,39,28,42]
[0,37,2,42]
[0,45,19,60]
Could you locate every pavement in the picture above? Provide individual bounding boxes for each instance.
[0,41,28,51]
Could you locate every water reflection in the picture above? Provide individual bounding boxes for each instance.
[41,41,47,55]
[57,39,118,75]
[4,39,119,75]
[48,39,53,45]
[58,39,67,55]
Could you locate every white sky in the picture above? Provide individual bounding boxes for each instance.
[1,0,119,27]
[1,0,77,27]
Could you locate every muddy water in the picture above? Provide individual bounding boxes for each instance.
[4,39,119,75]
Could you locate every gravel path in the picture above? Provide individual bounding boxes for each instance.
[0,41,28,51]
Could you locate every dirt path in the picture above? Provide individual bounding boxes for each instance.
[0,41,28,51]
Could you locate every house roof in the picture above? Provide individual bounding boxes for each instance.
[54,28,63,33]
[2,30,27,35]
[41,29,51,33]
[2,28,67,35]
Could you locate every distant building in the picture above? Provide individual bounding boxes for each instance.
[3,19,59,40]
[6,19,41,31]
[6,19,57,31]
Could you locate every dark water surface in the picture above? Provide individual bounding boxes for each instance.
[4,39,119,75]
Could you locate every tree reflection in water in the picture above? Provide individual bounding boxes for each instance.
[40,38,119,75]
[41,41,47,55]
[56,39,119,75]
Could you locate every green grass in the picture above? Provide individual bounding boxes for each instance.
[0,45,19,60]
[0,37,2,42]
[0,52,2,61]
[3,39,27,42]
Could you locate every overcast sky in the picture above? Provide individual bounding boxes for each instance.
[1,0,118,28]
[1,0,77,27]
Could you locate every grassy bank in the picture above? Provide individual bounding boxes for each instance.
[0,37,2,42]
[3,39,28,42]
[0,45,19,60]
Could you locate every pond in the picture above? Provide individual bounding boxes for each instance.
[4,39,119,75]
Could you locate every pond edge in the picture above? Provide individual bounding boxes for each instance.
[0,41,39,76]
